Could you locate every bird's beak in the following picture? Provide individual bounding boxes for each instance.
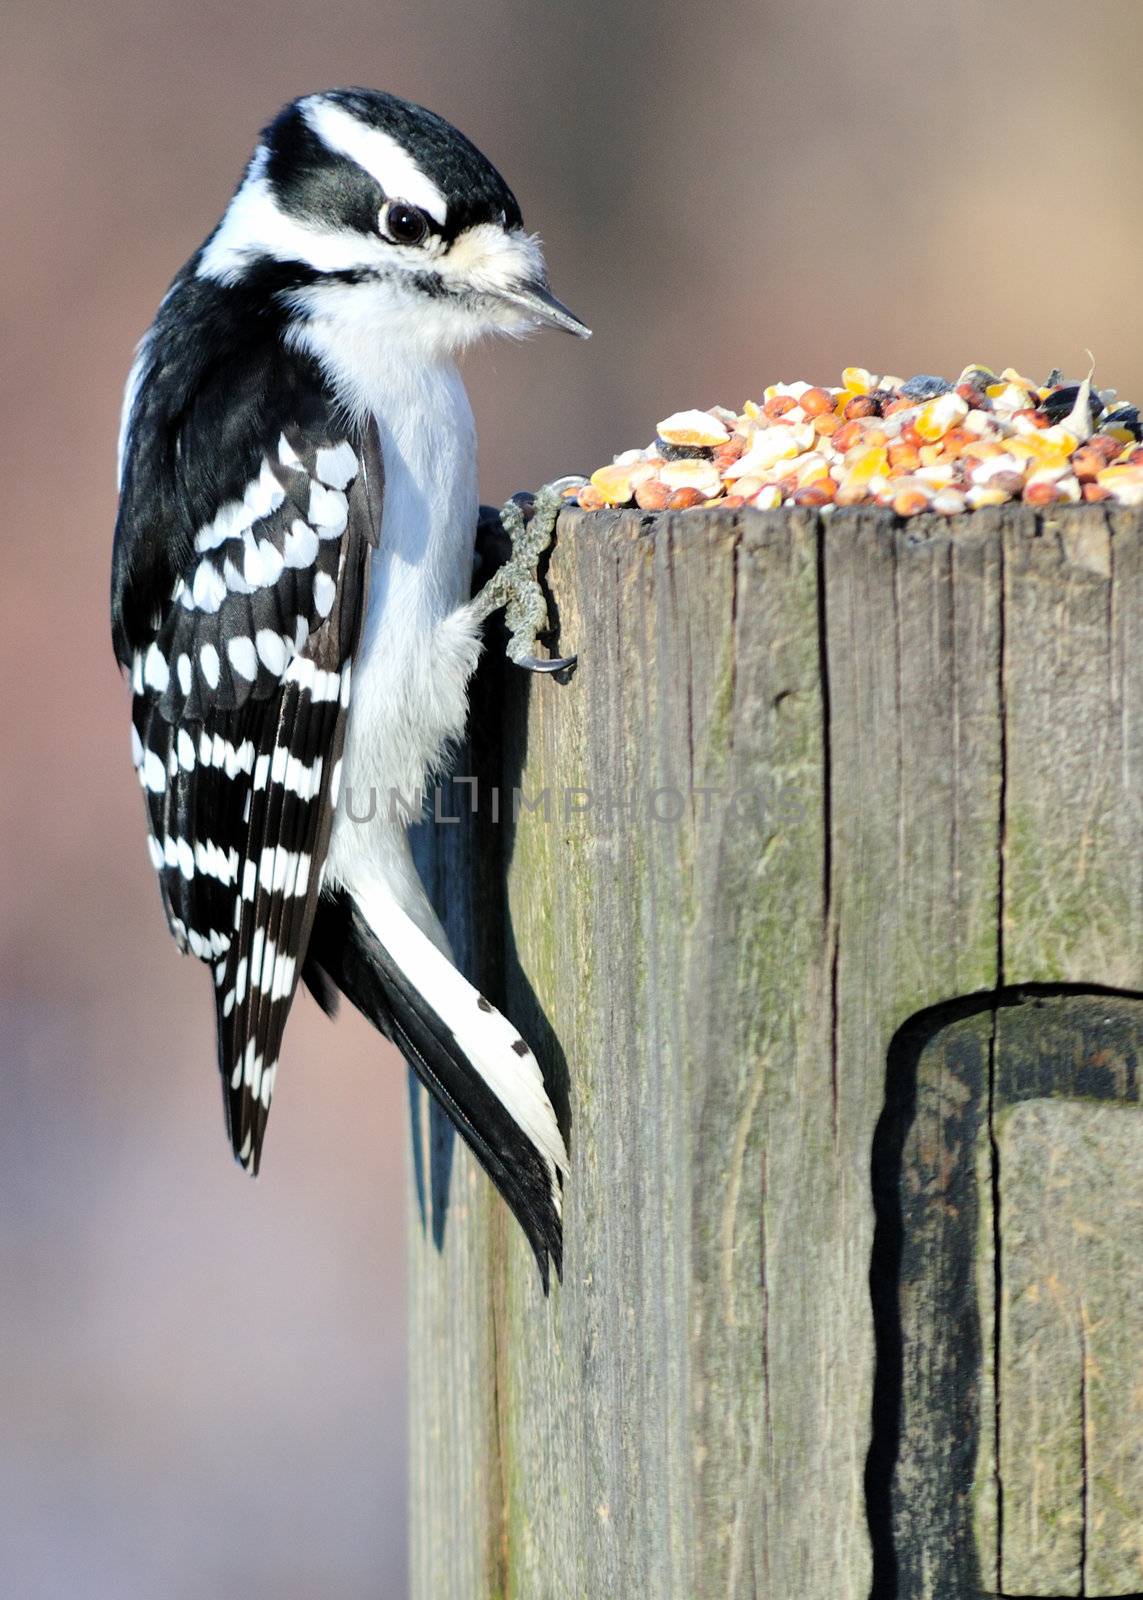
[497,279,591,338]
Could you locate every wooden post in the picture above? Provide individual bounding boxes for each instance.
[408,505,1143,1599]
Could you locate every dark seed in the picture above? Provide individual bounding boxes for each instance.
[1100,404,1142,441]
[511,1039,529,1056]
[477,995,493,1012]
[900,374,954,400]
[657,439,714,462]
[1041,383,1104,426]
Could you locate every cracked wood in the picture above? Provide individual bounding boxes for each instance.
[409,504,1143,1600]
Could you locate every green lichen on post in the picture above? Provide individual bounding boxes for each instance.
[1003,801,1131,984]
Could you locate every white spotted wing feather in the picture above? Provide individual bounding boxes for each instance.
[129,421,382,1170]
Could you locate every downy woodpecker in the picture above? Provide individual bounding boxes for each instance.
[111,88,589,1286]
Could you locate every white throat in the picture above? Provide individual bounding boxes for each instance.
[289,286,479,611]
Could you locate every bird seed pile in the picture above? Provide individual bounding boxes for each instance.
[569,366,1143,517]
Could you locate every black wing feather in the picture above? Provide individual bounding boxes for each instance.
[117,331,383,1173]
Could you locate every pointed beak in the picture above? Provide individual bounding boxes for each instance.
[497,279,591,338]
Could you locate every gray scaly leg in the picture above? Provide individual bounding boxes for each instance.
[471,477,586,672]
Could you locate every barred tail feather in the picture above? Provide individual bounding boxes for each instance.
[305,885,566,1287]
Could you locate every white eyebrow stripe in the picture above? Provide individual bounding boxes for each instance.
[197,175,386,282]
[301,97,448,226]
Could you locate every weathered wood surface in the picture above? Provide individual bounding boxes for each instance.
[876,992,1143,1598]
[409,504,1143,1599]
[996,1096,1143,1595]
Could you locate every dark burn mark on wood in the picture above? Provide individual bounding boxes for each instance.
[868,987,1143,1599]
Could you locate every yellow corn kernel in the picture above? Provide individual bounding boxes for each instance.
[966,485,1012,509]
[656,409,729,448]
[841,366,875,394]
[793,453,831,486]
[915,392,969,442]
[660,459,722,495]
[589,463,636,505]
[845,446,889,486]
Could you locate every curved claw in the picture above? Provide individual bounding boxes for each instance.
[513,653,578,675]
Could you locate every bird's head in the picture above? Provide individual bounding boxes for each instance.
[196,88,590,362]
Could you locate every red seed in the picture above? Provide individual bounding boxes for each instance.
[888,442,920,472]
[712,436,746,471]
[892,488,930,517]
[956,384,991,409]
[1069,446,1104,483]
[844,394,880,420]
[800,387,834,417]
[832,420,866,452]
[577,485,606,510]
[763,394,798,419]
[988,471,1027,497]
[721,494,747,509]
[667,486,705,510]
[793,485,834,507]
[1023,481,1061,506]
[941,427,975,455]
[1083,483,1113,502]
[634,479,670,511]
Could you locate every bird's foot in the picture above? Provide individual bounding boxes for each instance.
[470,477,585,672]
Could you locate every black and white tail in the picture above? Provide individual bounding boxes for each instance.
[304,881,567,1286]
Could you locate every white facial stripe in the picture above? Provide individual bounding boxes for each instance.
[301,97,448,226]
[197,175,386,283]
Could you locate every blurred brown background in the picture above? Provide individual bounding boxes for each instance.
[3,1,1142,1594]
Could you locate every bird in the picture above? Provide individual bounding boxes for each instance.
[111,87,590,1288]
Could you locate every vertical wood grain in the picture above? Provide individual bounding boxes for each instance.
[408,505,1143,1600]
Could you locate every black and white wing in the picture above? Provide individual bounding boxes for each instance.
[116,383,382,1173]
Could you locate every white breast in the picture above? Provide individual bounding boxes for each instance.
[290,291,483,887]
[345,358,482,806]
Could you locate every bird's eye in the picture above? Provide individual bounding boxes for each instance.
[380,200,430,246]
